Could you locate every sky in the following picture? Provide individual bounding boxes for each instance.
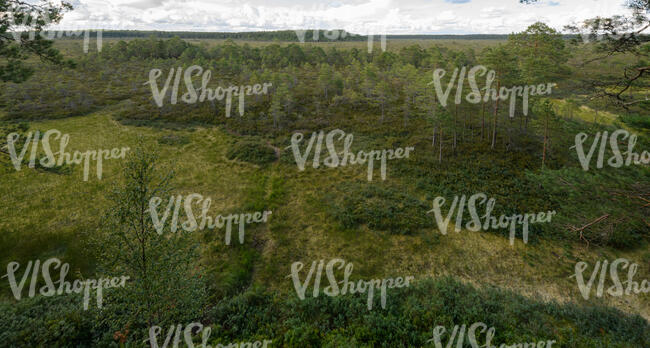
[50,0,634,35]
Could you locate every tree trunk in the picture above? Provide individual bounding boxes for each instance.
[453,104,458,151]
[432,104,437,147]
[462,106,466,142]
[507,112,514,151]
[403,95,409,128]
[468,106,473,140]
[542,113,549,168]
[433,126,436,147]
[481,101,486,140]
[439,125,443,163]
[491,78,501,150]
[524,111,529,134]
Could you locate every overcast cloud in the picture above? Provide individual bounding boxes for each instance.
[49,0,633,35]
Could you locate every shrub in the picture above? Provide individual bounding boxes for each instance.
[620,113,650,129]
[205,277,650,347]
[158,133,190,146]
[526,167,649,248]
[324,181,433,235]
[1,277,648,347]
[226,141,277,165]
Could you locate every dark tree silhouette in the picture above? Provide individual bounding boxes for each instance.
[0,0,75,83]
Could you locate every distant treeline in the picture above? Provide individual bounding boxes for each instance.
[47,29,512,41]
[12,29,650,42]
[97,30,366,41]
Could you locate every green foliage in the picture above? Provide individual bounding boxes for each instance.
[157,133,190,146]
[2,277,648,346]
[0,124,73,174]
[0,295,96,347]
[226,140,277,165]
[0,1,75,83]
[620,113,650,129]
[90,29,362,42]
[91,138,207,329]
[204,277,649,347]
[527,166,649,248]
[507,22,570,83]
[560,0,649,110]
[324,182,433,235]
[207,245,257,299]
[242,173,288,212]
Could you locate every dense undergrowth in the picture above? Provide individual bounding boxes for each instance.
[1,277,648,347]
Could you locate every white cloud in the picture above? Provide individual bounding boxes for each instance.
[50,0,633,34]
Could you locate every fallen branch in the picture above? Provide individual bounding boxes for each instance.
[610,192,650,207]
[567,214,610,247]
[558,176,576,189]
[570,214,610,232]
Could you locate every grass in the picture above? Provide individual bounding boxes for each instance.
[1,109,647,323]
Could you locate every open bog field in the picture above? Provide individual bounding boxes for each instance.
[1,26,649,347]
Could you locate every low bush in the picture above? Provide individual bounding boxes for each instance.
[324,181,434,235]
[158,133,190,146]
[226,140,277,165]
[1,276,648,347]
[620,113,650,129]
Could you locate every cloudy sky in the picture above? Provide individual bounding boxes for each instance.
[52,0,633,35]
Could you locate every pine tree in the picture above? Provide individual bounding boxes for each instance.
[480,46,519,150]
[507,22,569,132]
[533,99,556,168]
[270,84,288,128]
[0,0,75,83]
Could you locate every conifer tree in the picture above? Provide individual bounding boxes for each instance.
[0,0,75,82]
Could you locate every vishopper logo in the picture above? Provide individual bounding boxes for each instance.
[430,65,557,118]
[148,193,272,245]
[2,8,102,53]
[4,129,129,181]
[288,129,414,182]
[289,259,414,310]
[427,193,557,246]
[144,322,272,348]
[571,258,650,300]
[144,65,272,118]
[294,29,351,42]
[428,322,556,348]
[1,258,129,310]
[294,22,387,53]
[574,18,639,44]
[572,129,649,170]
